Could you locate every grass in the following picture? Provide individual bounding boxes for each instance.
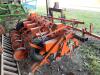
[36,7,100,35]
[80,41,100,75]
[65,9,100,34]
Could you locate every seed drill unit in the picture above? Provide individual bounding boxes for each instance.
[2,13,100,74]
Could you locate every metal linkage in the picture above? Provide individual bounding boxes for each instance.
[1,35,21,75]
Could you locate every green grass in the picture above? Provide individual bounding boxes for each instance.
[36,7,100,35]
[65,9,100,34]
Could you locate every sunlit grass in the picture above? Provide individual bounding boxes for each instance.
[36,7,100,35]
[65,9,100,34]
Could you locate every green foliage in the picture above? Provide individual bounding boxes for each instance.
[0,4,10,15]
[10,4,25,14]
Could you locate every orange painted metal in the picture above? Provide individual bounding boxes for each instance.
[42,39,58,52]
[11,15,80,72]
[23,21,32,26]
[14,50,28,61]
[0,25,5,36]
[69,26,100,39]
[28,13,38,21]
[25,23,37,28]
[60,40,70,56]
[72,38,79,48]
[12,41,22,50]
[90,23,93,33]
[29,43,42,50]
[10,14,100,73]
[31,32,78,72]
[30,26,41,36]
[32,37,64,73]
[46,16,84,24]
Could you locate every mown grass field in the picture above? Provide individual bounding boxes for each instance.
[65,9,100,34]
[36,7,100,35]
